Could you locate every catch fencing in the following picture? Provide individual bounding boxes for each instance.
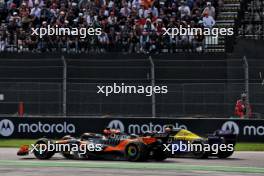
[0,82,263,118]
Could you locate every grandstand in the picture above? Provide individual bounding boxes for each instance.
[237,0,264,39]
[0,0,244,53]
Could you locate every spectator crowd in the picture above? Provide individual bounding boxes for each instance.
[0,0,218,53]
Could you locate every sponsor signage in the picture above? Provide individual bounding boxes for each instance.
[0,119,14,137]
[220,120,264,136]
[0,117,263,142]
[221,121,240,134]
[0,118,76,138]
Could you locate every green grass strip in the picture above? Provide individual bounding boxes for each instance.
[235,143,264,151]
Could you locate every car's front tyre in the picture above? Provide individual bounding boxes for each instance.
[153,146,168,161]
[33,138,55,160]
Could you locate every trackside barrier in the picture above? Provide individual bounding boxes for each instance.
[0,117,263,142]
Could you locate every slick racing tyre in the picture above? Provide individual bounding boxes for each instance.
[192,140,208,159]
[217,150,234,159]
[125,142,148,162]
[33,138,55,160]
[153,146,168,161]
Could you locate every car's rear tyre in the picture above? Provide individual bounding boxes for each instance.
[33,138,55,160]
[217,150,234,159]
[192,140,208,159]
[125,142,148,162]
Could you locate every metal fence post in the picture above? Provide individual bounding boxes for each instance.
[243,56,250,118]
[61,55,67,117]
[148,56,156,118]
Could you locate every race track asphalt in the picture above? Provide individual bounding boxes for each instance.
[0,148,264,176]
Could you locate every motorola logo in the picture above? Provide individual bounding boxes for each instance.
[107,120,125,132]
[0,119,14,137]
[221,121,239,134]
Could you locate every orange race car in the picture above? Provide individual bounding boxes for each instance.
[17,128,170,162]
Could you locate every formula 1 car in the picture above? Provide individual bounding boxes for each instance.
[163,126,237,159]
[17,128,169,162]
